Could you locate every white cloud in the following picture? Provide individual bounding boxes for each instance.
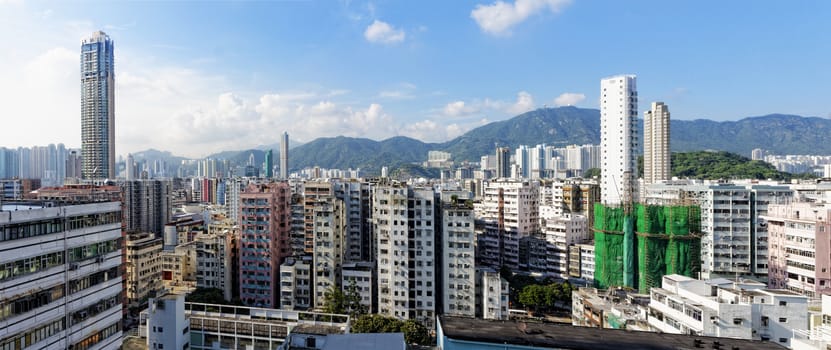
[364,19,406,44]
[471,0,571,36]
[443,100,479,117]
[507,91,535,114]
[553,92,585,106]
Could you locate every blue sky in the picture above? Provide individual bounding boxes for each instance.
[0,0,828,157]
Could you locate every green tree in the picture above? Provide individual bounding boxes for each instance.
[343,279,368,317]
[351,314,404,333]
[322,286,346,314]
[186,287,227,305]
[401,319,430,345]
[518,284,546,310]
[583,168,601,178]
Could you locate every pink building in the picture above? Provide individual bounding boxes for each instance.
[239,182,292,307]
[765,202,831,297]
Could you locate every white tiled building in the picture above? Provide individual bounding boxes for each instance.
[600,74,638,205]
[0,201,124,350]
[442,201,476,317]
[312,197,344,309]
[475,179,539,269]
[543,213,589,278]
[649,274,807,347]
[373,183,437,329]
[475,267,509,320]
[342,262,374,313]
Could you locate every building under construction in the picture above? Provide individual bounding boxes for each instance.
[593,202,701,293]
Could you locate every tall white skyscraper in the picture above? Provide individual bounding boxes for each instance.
[600,75,638,205]
[643,102,670,185]
[81,31,115,179]
[280,132,289,179]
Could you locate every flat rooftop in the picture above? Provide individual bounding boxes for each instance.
[439,316,786,350]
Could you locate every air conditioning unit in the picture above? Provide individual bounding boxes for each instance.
[69,263,80,271]
[96,256,106,263]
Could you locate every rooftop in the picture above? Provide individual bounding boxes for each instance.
[439,316,786,350]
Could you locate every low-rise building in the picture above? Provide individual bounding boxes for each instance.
[342,261,374,314]
[280,257,312,310]
[475,267,509,320]
[571,287,650,330]
[649,274,808,347]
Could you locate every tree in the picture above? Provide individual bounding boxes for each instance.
[583,168,601,178]
[352,314,404,333]
[401,319,430,345]
[352,315,431,346]
[343,279,367,317]
[186,287,228,305]
[322,286,346,314]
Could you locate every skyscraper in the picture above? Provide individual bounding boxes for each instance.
[600,75,638,205]
[265,149,273,178]
[280,132,289,179]
[81,31,115,179]
[495,147,510,179]
[643,102,670,185]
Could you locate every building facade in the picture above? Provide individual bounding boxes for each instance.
[441,201,476,317]
[239,182,292,307]
[649,274,807,347]
[764,202,831,297]
[0,200,123,350]
[600,74,638,205]
[81,31,116,179]
[643,101,670,185]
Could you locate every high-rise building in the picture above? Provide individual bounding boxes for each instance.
[441,200,476,318]
[644,102,670,185]
[0,193,124,350]
[126,153,135,180]
[600,75,638,205]
[238,182,292,307]
[475,179,540,269]
[265,149,273,178]
[280,132,289,179]
[81,31,115,180]
[373,183,437,329]
[121,179,172,235]
[496,147,511,179]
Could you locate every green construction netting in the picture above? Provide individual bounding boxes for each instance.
[594,203,701,293]
[635,204,701,293]
[593,203,625,289]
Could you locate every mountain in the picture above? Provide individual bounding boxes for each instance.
[132,107,831,175]
[670,114,831,156]
[441,107,600,161]
[290,136,438,173]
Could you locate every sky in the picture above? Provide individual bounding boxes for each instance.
[0,0,829,158]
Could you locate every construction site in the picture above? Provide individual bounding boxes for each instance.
[593,202,701,293]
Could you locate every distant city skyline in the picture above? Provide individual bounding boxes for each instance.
[0,1,829,158]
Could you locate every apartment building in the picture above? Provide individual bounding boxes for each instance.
[0,199,123,350]
[312,196,345,309]
[125,232,163,307]
[279,257,312,310]
[475,179,540,269]
[644,181,793,279]
[441,201,476,317]
[238,182,292,308]
[764,202,831,297]
[373,183,437,329]
[649,274,807,347]
[475,267,509,320]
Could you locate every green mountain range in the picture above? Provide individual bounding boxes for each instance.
[133,107,831,175]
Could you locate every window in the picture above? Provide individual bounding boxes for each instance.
[779,317,787,323]
[779,338,787,343]
[733,318,742,325]
[779,301,787,306]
